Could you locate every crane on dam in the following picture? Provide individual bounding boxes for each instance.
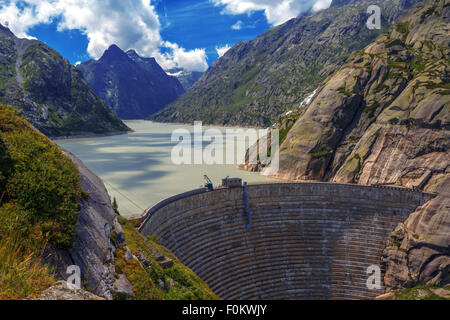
[203,175,214,191]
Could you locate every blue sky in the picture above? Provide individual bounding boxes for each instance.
[0,0,331,71]
[157,0,270,62]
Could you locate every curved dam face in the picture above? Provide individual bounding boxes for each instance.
[140,183,434,300]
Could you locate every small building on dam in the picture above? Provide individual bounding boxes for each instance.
[139,182,434,300]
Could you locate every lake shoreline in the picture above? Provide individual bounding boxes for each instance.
[50,130,132,141]
[51,120,267,141]
[145,119,266,130]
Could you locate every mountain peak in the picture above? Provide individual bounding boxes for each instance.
[0,23,15,38]
[100,44,128,61]
[78,45,185,119]
[0,29,129,136]
[107,44,122,52]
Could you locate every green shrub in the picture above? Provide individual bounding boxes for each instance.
[395,285,450,300]
[395,21,410,34]
[310,143,333,158]
[116,216,219,300]
[0,104,83,249]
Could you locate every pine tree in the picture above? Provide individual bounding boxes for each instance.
[112,196,119,214]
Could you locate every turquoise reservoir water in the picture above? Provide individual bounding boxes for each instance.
[55,120,275,217]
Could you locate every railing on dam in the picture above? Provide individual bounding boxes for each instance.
[139,182,433,231]
[139,182,435,300]
[139,187,208,231]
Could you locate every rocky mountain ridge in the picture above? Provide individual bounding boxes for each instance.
[151,0,422,127]
[166,67,203,91]
[78,45,185,119]
[0,25,129,137]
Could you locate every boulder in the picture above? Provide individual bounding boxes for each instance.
[35,281,104,300]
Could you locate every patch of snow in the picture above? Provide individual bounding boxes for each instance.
[166,71,183,77]
[298,88,318,109]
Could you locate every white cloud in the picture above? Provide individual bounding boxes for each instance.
[215,44,231,57]
[0,0,208,72]
[211,0,332,26]
[312,0,333,12]
[158,41,208,72]
[231,20,243,30]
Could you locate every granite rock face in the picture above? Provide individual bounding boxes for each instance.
[151,0,420,127]
[381,176,449,289]
[272,0,449,183]
[45,151,134,300]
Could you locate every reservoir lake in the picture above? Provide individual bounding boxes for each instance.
[55,120,275,217]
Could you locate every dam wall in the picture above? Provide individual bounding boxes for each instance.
[139,182,434,300]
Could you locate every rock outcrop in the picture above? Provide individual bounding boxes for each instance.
[45,151,134,300]
[381,176,449,289]
[78,45,185,119]
[272,0,449,183]
[151,0,421,127]
[35,281,105,300]
[0,25,129,137]
[241,0,449,292]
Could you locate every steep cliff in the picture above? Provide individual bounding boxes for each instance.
[78,46,185,119]
[0,25,129,137]
[271,0,449,185]
[44,150,134,300]
[242,0,449,291]
[381,175,449,290]
[151,0,421,127]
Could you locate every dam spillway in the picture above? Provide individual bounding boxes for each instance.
[139,182,434,299]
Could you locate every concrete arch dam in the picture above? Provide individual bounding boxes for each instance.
[139,183,434,300]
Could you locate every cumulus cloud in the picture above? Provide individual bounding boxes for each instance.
[158,41,208,72]
[0,0,208,72]
[231,20,243,30]
[312,0,333,12]
[211,0,332,25]
[215,44,231,57]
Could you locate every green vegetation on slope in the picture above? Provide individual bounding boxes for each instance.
[115,215,219,300]
[0,217,55,300]
[0,103,87,298]
[0,30,130,137]
[151,0,416,127]
[0,104,83,248]
[394,285,450,300]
